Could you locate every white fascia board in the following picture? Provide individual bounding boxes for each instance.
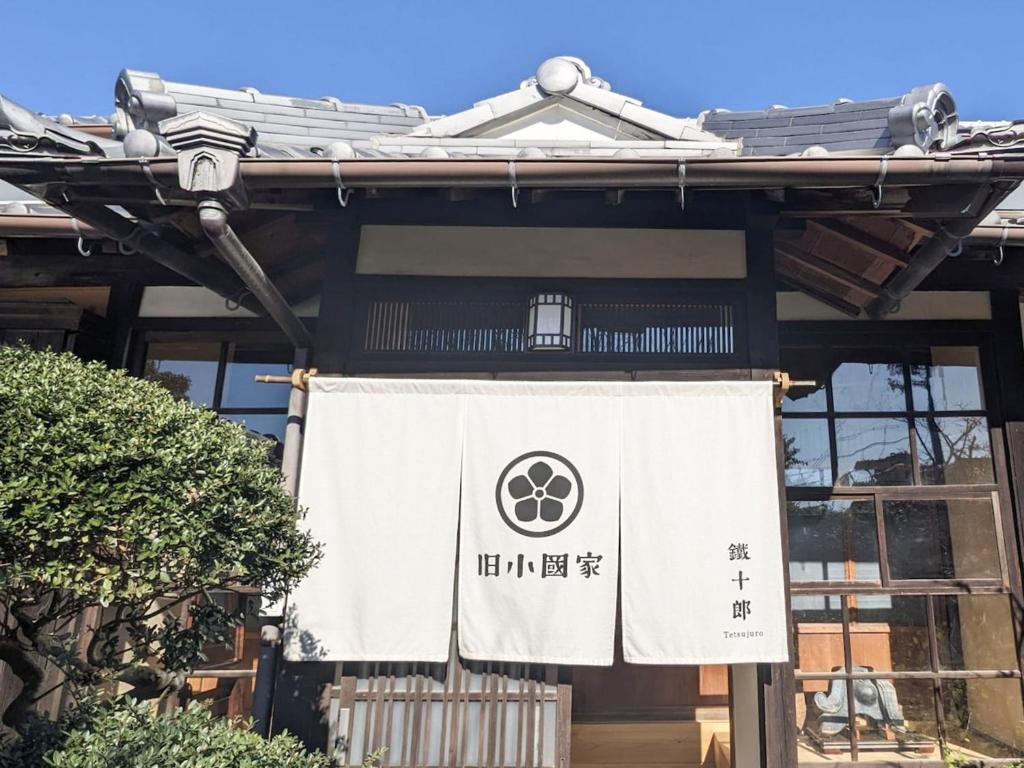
[563,82,639,116]
[408,104,496,138]
[408,87,550,139]
[567,82,719,142]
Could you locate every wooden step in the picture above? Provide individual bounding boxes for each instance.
[572,721,719,766]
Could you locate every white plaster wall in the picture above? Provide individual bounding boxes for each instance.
[777,291,992,321]
[357,225,747,279]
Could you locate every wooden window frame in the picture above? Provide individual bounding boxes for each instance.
[781,325,1024,764]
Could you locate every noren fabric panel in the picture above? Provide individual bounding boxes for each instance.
[286,378,788,667]
[458,384,620,666]
[283,377,464,662]
[620,382,788,664]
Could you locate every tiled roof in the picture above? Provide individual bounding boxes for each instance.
[699,84,958,156]
[0,57,1017,163]
[114,69,431,157]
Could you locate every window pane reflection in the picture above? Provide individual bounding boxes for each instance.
[935,594,1018,671]
[911,347,985,412]
[222,413,289,443]
[221,344,292,409]
[849,595,929,672]
[941,678,1024,760]
[796,679,852,761]
[793,597,845,674]
[788,500,879,584]
[784,419,833,487]
[915,417,994,485]
[144,341,219,406]
[797,677,938,759]
[832,362,907,412]
[884,498,1001,580]
[835,418,911,486]
[781,349,831,413]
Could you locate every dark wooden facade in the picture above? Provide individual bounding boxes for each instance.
[3,183,1024,767]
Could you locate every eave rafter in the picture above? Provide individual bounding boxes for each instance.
[0,153,1021,319]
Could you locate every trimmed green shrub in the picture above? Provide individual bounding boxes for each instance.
[0,346,320,726]
[0,698,330,768]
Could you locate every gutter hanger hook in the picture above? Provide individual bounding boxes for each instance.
[139,158,169,206]
[678,159,686,212]
[996,224,1009,266]
[872,155,889,209]
[508,160,519,208]
[331,159,352,207]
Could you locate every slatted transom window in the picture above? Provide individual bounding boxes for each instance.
[577,301,734,355]
[364,301,526,354]
[361,296,737,358]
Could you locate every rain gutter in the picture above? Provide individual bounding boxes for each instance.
[2,155,1024,192]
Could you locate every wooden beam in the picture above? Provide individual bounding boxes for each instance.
[806,219,911,268]
[776,276,862,318]
[775,241,882,298]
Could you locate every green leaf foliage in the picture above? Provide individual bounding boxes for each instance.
[0,345,320,710]
[0,698,331,768]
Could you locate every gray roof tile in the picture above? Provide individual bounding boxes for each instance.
[114,68,431,152]
[701,87,954,155]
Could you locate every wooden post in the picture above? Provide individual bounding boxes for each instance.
[745,207,798,768]
[988,289,1024,699]
[104,280,143,369]
[314,217,361,374]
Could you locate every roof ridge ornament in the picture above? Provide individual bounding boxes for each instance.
[159,111,255,210]
[523,56,611,96]
[888,83,958,152]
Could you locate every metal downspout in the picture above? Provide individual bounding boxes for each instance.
[251,348,310,737]
[864,181,1019,318]
[196,200,313,348]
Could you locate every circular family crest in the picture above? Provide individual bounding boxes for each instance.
[495,451,583,537]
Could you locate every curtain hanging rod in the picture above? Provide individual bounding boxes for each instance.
[253,369,817,392]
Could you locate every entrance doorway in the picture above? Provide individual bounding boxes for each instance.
[571,646,732,768]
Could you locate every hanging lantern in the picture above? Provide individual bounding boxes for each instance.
[527,292,573,351]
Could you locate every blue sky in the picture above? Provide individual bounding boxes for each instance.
[3,0,1023,122]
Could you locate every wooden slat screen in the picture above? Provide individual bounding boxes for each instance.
[364,300,526,354]
[327,657,569,768]
[576,302,734,355]
[360,296,738,359]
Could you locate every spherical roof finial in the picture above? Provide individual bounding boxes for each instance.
[535,57,581,95]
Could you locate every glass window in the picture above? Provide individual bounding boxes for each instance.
[793,597,845,674]
[222,412,289,443]
[832,361,907,412]
[849,595,929,672]
[884,498,1001,581]
[796,677,939,761]
[788,500,879,584]
[783,419,833,487]
[782,350,830,413]
[783,346,995,490]
[941,678,1024,760]
[221,343,292,409]
[144,341,220,406]
[835,418,912,486]
[910,347,985,412]
[783,381,827,413]
[144,339,291,443]
[795,678,852,761]
[935,594,1018,671]
[915,417,994,485]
